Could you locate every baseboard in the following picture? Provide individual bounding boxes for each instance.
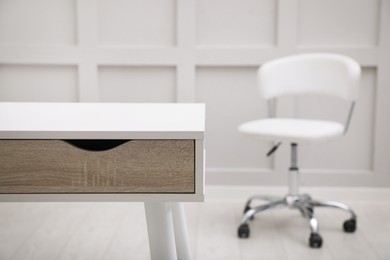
[205,169,390,187]
[204,185,390,202]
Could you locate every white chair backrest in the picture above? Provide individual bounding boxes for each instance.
[258,53,361,101]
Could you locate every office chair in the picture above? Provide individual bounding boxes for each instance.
[237,53,361,248]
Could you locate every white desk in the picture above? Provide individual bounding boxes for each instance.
[0,102,205,260]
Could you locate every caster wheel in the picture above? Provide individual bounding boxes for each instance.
[238,223,250,238]
[343,219,356,233]
[309,233,323,248]
[243,206,254,220]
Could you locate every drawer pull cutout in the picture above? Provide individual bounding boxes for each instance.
[64,140,130,151]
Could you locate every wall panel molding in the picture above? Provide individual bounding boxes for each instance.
[297,0,381,47]
[0,0,76,45]
[0,64,77,102]
[373,0,390,175]
[207,168,390,187]
[98,0,176,47]
[196,0,278,47]
[0,0,389,186]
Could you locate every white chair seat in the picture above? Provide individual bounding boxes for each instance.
[238,118,344,144]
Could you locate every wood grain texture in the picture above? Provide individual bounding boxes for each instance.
[0,140,194,193]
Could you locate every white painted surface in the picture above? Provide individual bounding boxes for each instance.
[197,0,277,46]
[0,193,204,203]
[99,66,176,103]
[144,202,178,260]
[98,0,176,46]
[171,202,192,260]
[0,0,76,45]
[0,0,389,187]
[0,65,77,102]
[297,0,380,47]
[0,102,205,139]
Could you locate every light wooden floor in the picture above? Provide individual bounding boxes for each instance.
[1,187,390,260]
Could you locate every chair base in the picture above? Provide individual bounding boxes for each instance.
[237,193,357,248]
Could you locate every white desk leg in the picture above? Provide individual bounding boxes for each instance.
[171,202,192,260]
[145,202,177,260]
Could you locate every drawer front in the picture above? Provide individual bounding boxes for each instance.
[0,140,194,194]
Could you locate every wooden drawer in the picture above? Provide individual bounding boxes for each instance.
[0,140,195,194]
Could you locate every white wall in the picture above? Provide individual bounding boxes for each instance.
[0,0,389,187]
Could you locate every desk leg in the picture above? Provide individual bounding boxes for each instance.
[171,202,192,260]
[145,202,177,260]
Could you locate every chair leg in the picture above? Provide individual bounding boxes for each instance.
[244,195,283,213]
[295,202,323,248]
[241,199,286,224]
[238,199,285,238]
[309,199,357,233]
[309,200,357,219]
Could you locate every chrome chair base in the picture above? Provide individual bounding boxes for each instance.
[237,193,357,248]
[237,143,357,248]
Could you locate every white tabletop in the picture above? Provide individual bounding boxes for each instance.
[0,102,205,139]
